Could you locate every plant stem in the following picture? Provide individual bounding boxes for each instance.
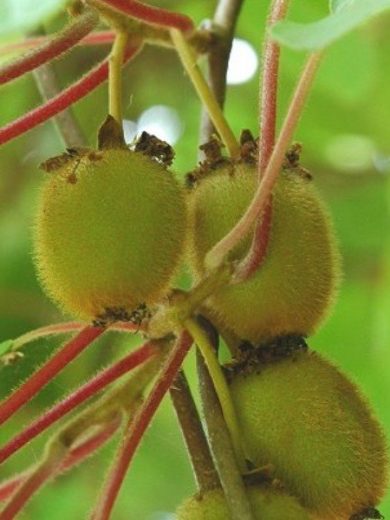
[197,352,255,520]
[34,63,86,148]
[0,418,120,503]
[0,45,141,146]
[258,0,290,177]
[108,31,128,123]
[170,28,240,158]
[199,0,244,148]
[92,0,194,32]
[90,332,192,520]
[0,341,157,465]
[205,52,323,270]
[0,8,98,86]
[0,444,67,520]
[0,326,104,426]
[170,370,220,492]
[184,318,247,472]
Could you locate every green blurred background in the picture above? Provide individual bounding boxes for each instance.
[1,0,390,518]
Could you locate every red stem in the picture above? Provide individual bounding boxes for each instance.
[91,332,193,520]
[0,9,98,86]
[258,0,290,177]
[95,0,194,32]
[0,45,140,146]
[0,341,157,465]
[0,419,120,503]
[234,196,273,281]
[0,326,103,427]
[0,455,63,520]
[0,31,116,56]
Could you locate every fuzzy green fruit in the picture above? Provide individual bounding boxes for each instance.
[34,148,186,321]
[228,346,388,519]
[177,485,314,519]
[188,162,340,343]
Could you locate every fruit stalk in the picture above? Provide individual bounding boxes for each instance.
[184,317,248,472]
[0,8,99,86]
[108,31,128,123]
[0,326,104,426]
[0,341,158,465]
[170,370,220,492]
[205,51,323,271]
[199,0,244,148]
[197,352,255,520]
[170,28,240,158]
[90,331,192,520]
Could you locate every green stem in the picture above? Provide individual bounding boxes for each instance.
[184,318,248,472]
[170,28,240,158]
[109,31,128,123]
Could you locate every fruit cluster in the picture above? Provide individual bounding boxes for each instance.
[33,128,388,519]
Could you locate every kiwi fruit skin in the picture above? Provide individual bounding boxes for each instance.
[188,163,340,344]
[176,485,314,519]
[228,348,388,519]
[34,148,187,320]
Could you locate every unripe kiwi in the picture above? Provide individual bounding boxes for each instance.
[227,345,388,519]
[176,485,314,519]
[34,147,187,321]
[188,162,340,343]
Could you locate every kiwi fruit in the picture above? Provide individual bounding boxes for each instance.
[176,484,314,519]
[34,146,187,322]
[227,342,388,519]
[188,161,340,343]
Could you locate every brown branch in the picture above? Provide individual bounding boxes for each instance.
[170,370,219,492]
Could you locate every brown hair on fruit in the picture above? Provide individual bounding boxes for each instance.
[188,159,340,343]
[227,341,388,519]
[176,484,315,519]
[34,134,187,323]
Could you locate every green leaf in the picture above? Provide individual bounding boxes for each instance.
[0,0,65,37]
[271,0,390,51]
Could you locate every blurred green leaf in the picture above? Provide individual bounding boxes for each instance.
[271,0,390,50]
[0,0,65,36]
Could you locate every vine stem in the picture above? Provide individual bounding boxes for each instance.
[0,326,104,426]
[258,0,290,177]
[170,28,240,158]
[0,341,157,465]
[108,32,128,123]
[92,0,194,32]
[184,318,247,472]
[169,370,220,492]
[0,45,141,146]
[0,8,99,86]
[90,332,192,520]
[0,418,120,503]
[205,52,323,271]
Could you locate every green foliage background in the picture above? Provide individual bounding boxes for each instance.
[0,1,390,518]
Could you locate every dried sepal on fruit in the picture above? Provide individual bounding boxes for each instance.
[34,121,187,323]
[226,338,388,519]
[176,484,315,519]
